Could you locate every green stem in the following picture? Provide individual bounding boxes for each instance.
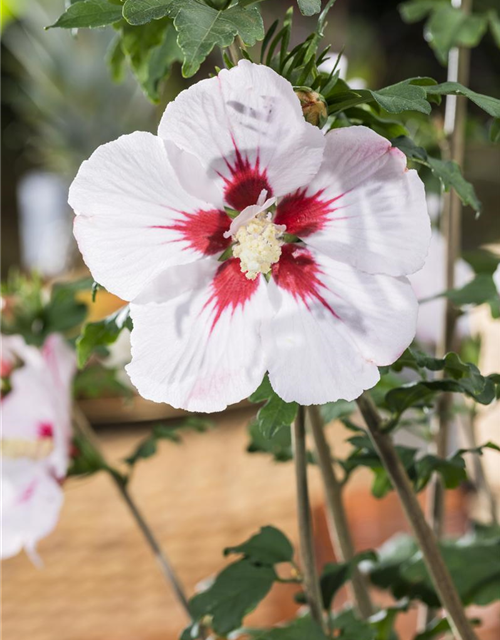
[356,393,477,640]
[292,406,326,631]
[308,406,374,619]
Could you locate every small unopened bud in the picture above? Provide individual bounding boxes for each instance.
[295,89,327,127]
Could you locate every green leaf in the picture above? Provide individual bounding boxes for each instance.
[425,6,487,64]
[247,421,293,462]
[320,400,356,424]
[257,394,298,439]
[402,536,500,606]
[107,35,127,83]
[318,552,377,610]
[368,81,431,115]
[330,609,376,640]
[248,616,328,639]
[76,306,131,368]
[224,526,294,565]
[173,1,264,77]
[123,0,174,25]
[399,0,443,24]
[490,118,500,143]
[445,273,498,306]
[297,0,322,17]
[121,19,182,102]
[415,617,453,640]
[48,0,123,29]
[124,417,211,467]
[74,363,132,400]
[489,10,500,48]
[44,279,89,335]
[426,157,482,212]
[189,559,275,635]
[250,375,298,439]
[425,82,500,118]
[391,135,481,212]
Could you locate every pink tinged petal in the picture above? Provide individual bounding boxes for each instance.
[263,245,418,404]
[126,259,271,412]
[158,60,325,205]
[69,131,223,302]
[287,126,430,277]
[1,459,64,562]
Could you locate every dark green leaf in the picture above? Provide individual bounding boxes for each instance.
[330,609,376,640]
[76,306,131,368]
[173,1,264,77]
[224,526,294,565]
[427,157,482,212]
[318,552,377,609]
[247,421,293,463]
[368,81,431,115]
[48,0,123,29]
[425,82,500,118]
[257,394,298,439]
[189,559,275,635]
[415,617,452,640]
[402,537,500,606]
[123,0,174,25]
[107,35,127,83]
[445,273,497,306]
[250,375,298,439]
[124,417,211,467]
[392,136,481,212]
[248,616,328,639]
[320,400,356,424]
[74,363,132,399]
[399,0,442,24]
[425,6,487,64]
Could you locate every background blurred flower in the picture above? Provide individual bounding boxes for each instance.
[410,229,474,346]
[1,333,75,562]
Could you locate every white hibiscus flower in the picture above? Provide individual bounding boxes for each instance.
[69,61,430,412]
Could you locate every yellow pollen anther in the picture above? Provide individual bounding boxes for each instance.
[233,213,284,280]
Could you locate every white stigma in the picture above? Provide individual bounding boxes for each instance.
[225,190,285,280]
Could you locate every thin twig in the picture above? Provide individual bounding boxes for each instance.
[292,405,326,631]
[308,406,374,619]
[356,393,477,640]
[72,407,195,627]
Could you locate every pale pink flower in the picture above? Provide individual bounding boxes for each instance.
[69,61,430,412]
[1,334,75,562]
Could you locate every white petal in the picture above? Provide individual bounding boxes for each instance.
[70,131,230,301]
[126,259,272,412]
[274,126,430,276]
[159,60,325,209]
[1,459,64,562]
[263,245,418,404]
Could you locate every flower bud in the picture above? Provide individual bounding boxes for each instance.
[295,89,327,127]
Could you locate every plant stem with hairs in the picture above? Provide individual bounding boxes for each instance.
[308,405,374,619]
[292,405,326,631]
[356,393,478,640]
[72,407,200,634]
